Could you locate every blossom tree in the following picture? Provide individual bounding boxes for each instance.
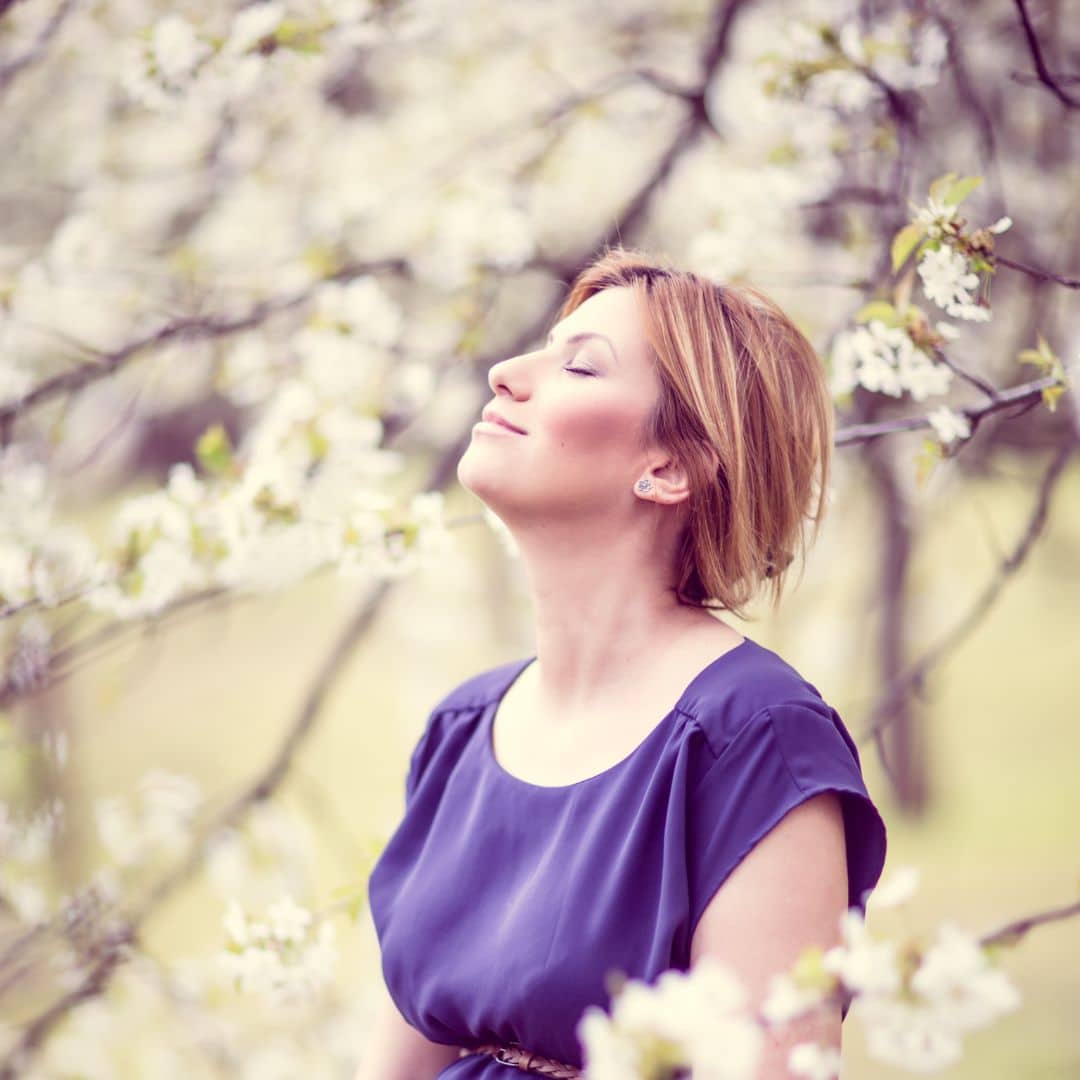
[0,0,1077,1076]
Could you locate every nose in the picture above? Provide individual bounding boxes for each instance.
[487,350,532,398]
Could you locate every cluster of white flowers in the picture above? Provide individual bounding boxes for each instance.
[0,798,64,923]
[410,175,537,290]
[927,405,972,445]
[578,866,1023,1078]
[220,895,337,1005]
[770,867,1021,1074]
[4,257,460,622]
[94,770,202,869]
[577,957,764,1080]
[850,916,1022,1070]
[0,308,34,410]
[787,1042,842,1080]
[916,246,990,323]
[205,801,317,905]
[764,10,949,112]
[829,320,953,402]
[119,3,402,114]
[836,13,948,91]
[2,277,454,620]
[0,445,103,614]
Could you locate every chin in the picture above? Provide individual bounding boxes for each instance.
[457,456,519,515]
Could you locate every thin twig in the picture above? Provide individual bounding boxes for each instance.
[1012,0,1079,108]
[995,252,1080,288]
[0,257,410,429]
[981,898,1080,948]
[0,0,75,93]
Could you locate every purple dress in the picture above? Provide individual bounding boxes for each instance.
[367,636,887,1077]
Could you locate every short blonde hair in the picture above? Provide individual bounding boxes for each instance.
[555,245,834,619]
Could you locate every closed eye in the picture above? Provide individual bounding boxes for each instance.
[564,367,595,376]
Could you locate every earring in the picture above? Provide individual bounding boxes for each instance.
[636,479,652,493]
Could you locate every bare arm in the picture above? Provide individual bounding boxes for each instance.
[353,969,463,1080]
[689,791,848,1079]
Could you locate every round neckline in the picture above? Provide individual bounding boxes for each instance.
[483,636,755,792]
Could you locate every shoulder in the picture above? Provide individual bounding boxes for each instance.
[426,655,532,717]
[680,638,856,765]
[678,639,887,916]
[408,656,529,763]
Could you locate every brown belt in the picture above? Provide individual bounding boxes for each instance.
[459,1042,582,1077]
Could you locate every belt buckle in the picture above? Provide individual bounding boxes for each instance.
[494,1043,522,1068]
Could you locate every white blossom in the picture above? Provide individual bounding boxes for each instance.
[866,865,921,910]
[577,1008,642,1080]
[927,405,972,445]
[310,277,403,346]
[913,196,959,239]
[151,15,211,83]
[910,922,1021,1031]
[788,1041,842,1079]
[225,3,286,55]
[0,355,32,409]
[917,246,990,321]
[896,345,954,402]
[94,770,201,868]
[267,894,313,945]
[579,958,762,1080]
[761,971,829,1026]
[830,320,948,401]
[823,910,902,996]
[855,995,964,1072]
[219,896,337,1005]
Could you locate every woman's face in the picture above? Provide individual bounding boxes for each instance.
[457,285,665,521]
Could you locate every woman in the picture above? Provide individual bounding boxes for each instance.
[358,247,888,1079]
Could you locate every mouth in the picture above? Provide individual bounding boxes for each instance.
[480,409,526,434]
[474,419,525,436]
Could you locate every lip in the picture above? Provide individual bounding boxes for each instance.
[480,407,526,435]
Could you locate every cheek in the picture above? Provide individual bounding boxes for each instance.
[545,399,640,452]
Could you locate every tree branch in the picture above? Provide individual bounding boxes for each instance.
[995,252,1080,288]
[0,0,75,94]
[0,257,410,431]
[835,372,1065,447]
[981,898,1080,948]
[857,431,1080,748]
[1012,0,1079,108]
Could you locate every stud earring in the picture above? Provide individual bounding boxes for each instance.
[636,479,652,493]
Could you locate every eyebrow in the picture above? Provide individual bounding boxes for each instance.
[546,330,620,365]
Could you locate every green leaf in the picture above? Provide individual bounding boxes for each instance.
[308,424,329,461]
[855,301,900,326]
[942,175,983,207]
[915,438,943,489]
[928,171,959,205]
[891,223,925,273]
[1043,385,1065,412]
[196,424,233,475]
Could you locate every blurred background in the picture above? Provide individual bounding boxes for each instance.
[0,0,1077,1076]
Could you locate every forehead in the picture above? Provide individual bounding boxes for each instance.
[551,286,651,363]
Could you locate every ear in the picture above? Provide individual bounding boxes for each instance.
[637,455,691,506]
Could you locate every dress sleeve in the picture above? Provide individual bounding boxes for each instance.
[404,708,444,804]
[686,700,888,940]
